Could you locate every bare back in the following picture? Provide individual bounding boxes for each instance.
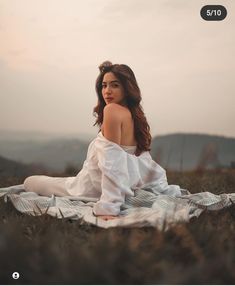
[120,107,137,146]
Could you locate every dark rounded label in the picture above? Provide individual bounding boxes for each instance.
[200,5,227,21]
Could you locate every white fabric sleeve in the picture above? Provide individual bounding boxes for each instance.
[92,141,134,216]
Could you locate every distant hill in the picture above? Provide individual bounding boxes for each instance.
[0,155,49,178]
[150,133,235,171]
[0,137,89,172]
[0,130,234,172]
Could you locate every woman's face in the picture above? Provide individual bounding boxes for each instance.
[101,72,126,106]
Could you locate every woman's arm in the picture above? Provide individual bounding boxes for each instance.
[102,103,122,145]
[95,103,125,220]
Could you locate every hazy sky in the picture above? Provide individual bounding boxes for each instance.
[0,0,234,139]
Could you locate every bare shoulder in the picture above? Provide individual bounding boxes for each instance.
[102,104,123,144]
[104,103,124,113]
[102,104,134,145]
[104,103,131,118]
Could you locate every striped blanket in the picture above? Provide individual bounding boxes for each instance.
[1,184,234,230]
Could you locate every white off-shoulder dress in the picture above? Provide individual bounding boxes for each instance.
[23,132,182,216]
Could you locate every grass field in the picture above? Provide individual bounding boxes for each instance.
[0,170,235,284]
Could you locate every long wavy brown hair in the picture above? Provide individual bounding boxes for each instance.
[93,61,151,156]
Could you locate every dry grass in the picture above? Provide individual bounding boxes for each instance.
[0,170,235,284]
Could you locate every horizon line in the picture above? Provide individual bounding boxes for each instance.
[0,128,234,140]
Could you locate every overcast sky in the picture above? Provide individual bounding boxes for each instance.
[0,0,234,139]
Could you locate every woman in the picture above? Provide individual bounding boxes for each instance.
[23,61,182,220]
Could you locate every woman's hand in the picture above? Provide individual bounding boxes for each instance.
[97,215,118,220]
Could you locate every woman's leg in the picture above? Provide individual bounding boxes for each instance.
[23,175,70,197]
[0,184,24,191]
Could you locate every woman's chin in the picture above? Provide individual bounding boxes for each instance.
[106,99,114,104]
